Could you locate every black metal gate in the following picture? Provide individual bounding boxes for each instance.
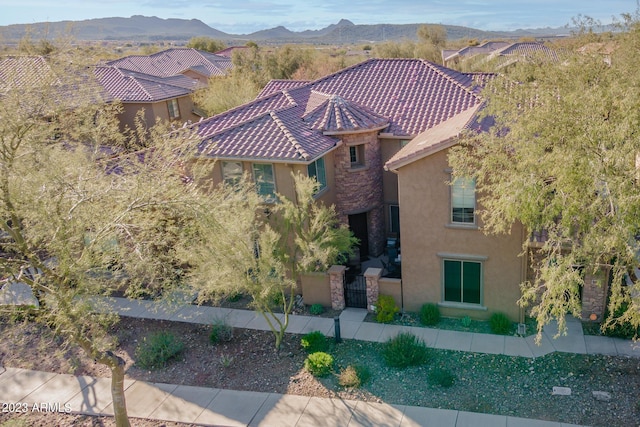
[344,274,367,308]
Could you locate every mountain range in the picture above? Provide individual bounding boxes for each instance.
[0,15,570,44]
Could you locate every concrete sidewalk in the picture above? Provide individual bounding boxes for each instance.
[0,366,585,427]
[93,296,640,359]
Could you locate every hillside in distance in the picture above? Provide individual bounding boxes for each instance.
[0,15,570,44]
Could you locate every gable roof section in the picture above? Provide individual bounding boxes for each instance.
[94,66,198,102]
[385,104,483,171]
[106,48,232,78]
[195,58,488,163]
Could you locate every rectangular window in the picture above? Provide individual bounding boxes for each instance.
[451,177,475,223]
[222,161,243,186]
[167,98,180,119]
[252,163,276,201]
[443,259,481,304]
[389,205,400,234]
[349,144,365,168]
[307,157,327,192]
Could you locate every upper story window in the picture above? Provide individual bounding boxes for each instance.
[307,157,327,193]
[349,144,365,169]
[222,161,243,187]
[252,163,276,202]
[167,98,180,120]
[451,176,475,224]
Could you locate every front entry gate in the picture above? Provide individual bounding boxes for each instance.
[344,274,367,308]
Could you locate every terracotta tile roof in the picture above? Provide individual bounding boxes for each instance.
[195,58,489,163]
[492,42,559,61]
[94,66,200,102]
[0,56,55,92]
[197,105,336,162]
[106,48,232,78]
[214,46,249,58]
[258,79,310,98]
[385,104,483,171]
[303,92,389,133]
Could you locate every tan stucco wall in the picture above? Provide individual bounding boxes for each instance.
[396,148,525,321]
[300,272,331,307]
[380,138,404,236]
[118,96,199,134]
[196,153,337,208]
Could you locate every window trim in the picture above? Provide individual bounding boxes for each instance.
[389,204,400,234]
[307,157,327,193]
[451,176,476,225]
[348,144,366,169]
[252,163,277,202]
[221,161,243,187]
[167,98,180,120]
[438,255,485,307]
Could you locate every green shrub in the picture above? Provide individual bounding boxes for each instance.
[309,303,325,315]
[603,303,640,339]
[419,303,440,326]
[135,332,184,369]
[428,367,456,388]
[382,332,430,368]
[209,319,233,344]
[461,315,472,328]
[489,312,512,335]
[375,294,399,323]
[304,352,334,377]
[301,331,329,353]
[338,364,371,388]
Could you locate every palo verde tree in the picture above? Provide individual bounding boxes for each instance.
[0,50,233,427]
[448,13,640,339]
[186,173,356,350]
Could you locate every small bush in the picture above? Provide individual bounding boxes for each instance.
[489,312,512,335]
[461,315,472,328]
[304,352,334,377]
[419,303,440,326]
[135,332,184,369]
[309,303,325,315]
[375,294,399,323]
[338,364,371,388]
[382,332,430,368]
[301,331,329,353]
[209,319,234,344]
[603,303,640,339]
[428,367,456,388]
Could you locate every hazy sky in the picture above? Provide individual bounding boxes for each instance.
[0,0,634,34]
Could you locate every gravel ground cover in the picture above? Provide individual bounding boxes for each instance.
[1,315,639,427]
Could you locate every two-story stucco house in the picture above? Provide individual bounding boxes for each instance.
[192,58,490,265]
[96,48,232,133]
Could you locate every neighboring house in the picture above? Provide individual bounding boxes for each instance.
[442,41,510,66]
[192,58,489,264]
[97,48,233,132]
[94,65,204,133]
[443,41,559,70]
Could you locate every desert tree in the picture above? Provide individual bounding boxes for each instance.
[448,12,640,339]
[186,173,356,350]
[0,50,237,426]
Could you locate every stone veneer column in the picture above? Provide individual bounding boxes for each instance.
[364,267,383,313]
[333,130,385,256]
[328,265,346,310]
[581,269,609,321]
